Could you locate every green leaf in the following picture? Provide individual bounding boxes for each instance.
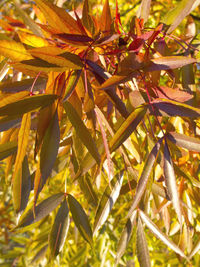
[116,210,137,265]
[13,156,31,213]
[0,94,58,116]
[164,141,182,225]
[63,101,100,164]
[17,193,65,228]
[68,194,93,245]
[167,132,200,152]
[0,141,17,161]
[93,172,124,235]
[136,217,151,267]
[139,210,187,259]
[109,105,147,152]
[49,199,70,257]
[127,138,162,218]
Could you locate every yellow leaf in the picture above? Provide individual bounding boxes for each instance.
[13,112,31,174]
[29,46,64,56]
[0,40,33,61]
[18,31,50,48]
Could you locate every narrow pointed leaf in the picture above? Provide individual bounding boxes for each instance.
[116,210,137,264]
[54,33,93,43]
[127,139,162,218]
[0,40,33,61]
[0,141,17,161]
[152,98,200,117]
[162,0,200,34]
[0,91,29,107]
[136,217,151,267]
[30,50,83,69]
[0,94,58,116]
[63,70,82,101]
[0,115,21,132]
[78,175,98,207]
[109,105,147,152]
[93,172,124,235]
[139,210,187,258]
[12,59,70,73]
[174,163,200,188]
[13,156,31,213]
[35,0,81,34]
[146,56,196,72]
[67,194,93,245]
[137,0,152,23]
[189,239,200,259]
[96,71,139,90]
[17,193,65,228]
[164,141,182,225]
[34,111,60,203]
[13,112,31,175]
[63,101,100,164]
[13,2,43,37]
[82,0,95,34]
[105,88,129,118]
[100,0,112,32]
[0,78,46,93]
[49,199,70,257]
[31,245,48,264]
[167,132,200,152]
[18,31,48,47]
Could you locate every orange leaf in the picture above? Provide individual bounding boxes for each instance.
[100,0,112,33]
[35,0,81,34]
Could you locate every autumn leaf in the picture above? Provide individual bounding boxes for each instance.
[0,40,33,61]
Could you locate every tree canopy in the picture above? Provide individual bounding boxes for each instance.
[0,0,200,266]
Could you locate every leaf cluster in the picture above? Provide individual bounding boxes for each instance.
[0,0,200,266]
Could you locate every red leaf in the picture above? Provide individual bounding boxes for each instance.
[152,86,193,102]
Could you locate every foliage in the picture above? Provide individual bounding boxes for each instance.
[0,0,200,266]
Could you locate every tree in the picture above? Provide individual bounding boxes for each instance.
[0,0,200,266]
